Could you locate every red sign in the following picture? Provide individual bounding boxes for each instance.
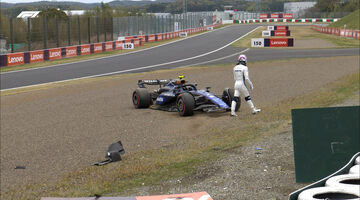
[157,34,163,41]
[259,13,268,19]
[65,46,77,58]
[7,52,24,66]
[274,30,288,36]
[105,42,113,51]
[148,35,156,42]
[276,26,288,30]
[93,43,103,53]
[29,50,44,63]
[48,48,62,60]
[136,192,213,200]
[133,39,140,47]
[115,41,123,50]
[80,44,91,55]
[283,13,293,19]
[270,13,279,18]
[269,38,290,47]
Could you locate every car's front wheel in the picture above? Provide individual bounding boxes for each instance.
[132,88,151,108]
[176,93,195,116]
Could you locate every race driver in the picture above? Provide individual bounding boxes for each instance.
[231,54,261,117]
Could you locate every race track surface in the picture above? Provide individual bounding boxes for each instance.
[1,25,358,90]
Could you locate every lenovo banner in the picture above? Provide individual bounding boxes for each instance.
[115,40,123,50]
[271,30,291,36]
[29,50,44,63]
[283,13,293,19]
[65,46,77,58]
[275,26,289,30]
[105,41,114,51]
[270,13,279,18]
[132,39,140,47]
[93,43,103,53]
[147,35,156,42]
[265,38,294,47]
[80,44,91,55]
[7,52,25,66]
[46,48,62,60]
[259,13,268,19]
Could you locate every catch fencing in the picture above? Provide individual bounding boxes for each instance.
[0,12,214,54]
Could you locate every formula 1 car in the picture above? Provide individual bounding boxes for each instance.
[132,76,240,116]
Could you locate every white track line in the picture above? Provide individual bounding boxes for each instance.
[1,26,231,75]
[1,26,260,92]
[178,48,250,68]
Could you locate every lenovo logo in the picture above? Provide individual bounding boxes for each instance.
[31,54,43,60]
[271,41,287,45]
[8,56,24,64]
[67,49,77,55]
[82,47,90,53]
[50,51,61,58]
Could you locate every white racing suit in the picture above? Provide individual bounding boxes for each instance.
[231,63,259,115]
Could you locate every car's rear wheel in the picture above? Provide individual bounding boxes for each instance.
[176,93,195,116]
[132,88,151,108]
[222,88,240,111]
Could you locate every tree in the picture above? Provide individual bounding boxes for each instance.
[39,8,68,20]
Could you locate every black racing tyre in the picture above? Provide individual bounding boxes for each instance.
[176,93,195,116]
[222,88,240,112]
[132,88,151,108]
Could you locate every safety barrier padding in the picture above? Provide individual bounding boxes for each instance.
[312,25,360,39]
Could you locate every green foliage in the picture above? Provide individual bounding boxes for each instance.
[315,0,359,12]
[329,9,360,30]
[39,8,68,20]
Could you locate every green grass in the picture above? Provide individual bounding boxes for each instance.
[2,58,359,200]
[329,9,360,30]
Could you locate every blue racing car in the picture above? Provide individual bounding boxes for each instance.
[132,76,240,116]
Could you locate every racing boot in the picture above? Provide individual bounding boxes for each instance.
[230,100,238,117]
[230,112,238,117]
[252,107,261,114]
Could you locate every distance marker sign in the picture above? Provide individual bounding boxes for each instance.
[251,38,294,47]
[123,43,134,50]
[251,38,265,47]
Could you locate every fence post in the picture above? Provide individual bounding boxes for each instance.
[88,17,91,44]
[104,17,106,42]
[78,16,81,45]
[56,17,59,47]
[96,17,100,43]
[111,17,114,41]
[43,15,48,50]
[10,18,14,53]
[67,17,71,46]
[27,17,31,51]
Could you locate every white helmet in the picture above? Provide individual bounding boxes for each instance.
[238,54,247,63]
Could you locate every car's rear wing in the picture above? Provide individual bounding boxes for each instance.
[138,79,170,88]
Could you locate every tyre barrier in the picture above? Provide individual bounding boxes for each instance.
[325,174,360,189]
[349,165,360,174]
[0,23,222,68]
[297,186,360,200]
[290,152,360,200]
